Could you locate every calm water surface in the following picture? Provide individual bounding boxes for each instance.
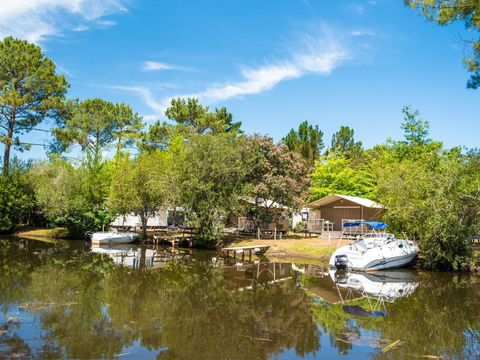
[0,238,479,359]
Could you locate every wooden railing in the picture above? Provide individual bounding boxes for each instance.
[306,219,324,233]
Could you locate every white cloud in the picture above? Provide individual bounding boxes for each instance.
[200,63,301,102]
[351,30,376,37]
[74,24,89,32]
[142,60,193,72]
[107,85,169,115]
[0,0,127,43]
[198,30,349,103]
[143,61,175,71]
[113,27,352,120]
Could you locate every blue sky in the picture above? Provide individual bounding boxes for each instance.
[0,0,478,160]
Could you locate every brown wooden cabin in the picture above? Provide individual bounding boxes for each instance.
[305,194,383,233]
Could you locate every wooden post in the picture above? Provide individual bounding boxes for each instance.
[257,227,260,240]
[274,227,277,240]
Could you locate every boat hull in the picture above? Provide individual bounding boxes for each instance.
[329,240,419,271]
[91,232,138,245]
[356,253,417,271]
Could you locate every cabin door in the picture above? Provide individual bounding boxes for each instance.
[333,206,361,231]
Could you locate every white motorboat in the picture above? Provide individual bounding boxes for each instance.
[329,222,419,271]
[91,231,138,245]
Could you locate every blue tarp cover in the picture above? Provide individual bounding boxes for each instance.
[343,221,387,229]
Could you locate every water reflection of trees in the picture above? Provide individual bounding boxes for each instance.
[0,239,320,359]
[306,273,480,359]
[2,239,479,359]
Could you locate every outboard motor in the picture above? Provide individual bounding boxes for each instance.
[334,254,348,270]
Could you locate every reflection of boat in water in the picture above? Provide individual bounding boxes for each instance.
[91,245,154,268]
[329,269,419,317]
[91,245,191,269]
[91,231,138,245]
[329,222,419,271]
[330,270,419,302]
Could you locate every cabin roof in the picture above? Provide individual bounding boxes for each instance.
[305,194,383,209]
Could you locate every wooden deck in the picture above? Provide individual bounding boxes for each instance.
[221,245,270,261]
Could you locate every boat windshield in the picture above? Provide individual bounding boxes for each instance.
[352,234,395,250]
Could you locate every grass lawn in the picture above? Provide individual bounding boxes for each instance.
[15,227,70,240]
[227,236,349,265]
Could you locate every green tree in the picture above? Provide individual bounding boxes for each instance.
[309,155,376,201]
[405,0,480,88]
[329,126,363,159]
[245,135,309,226]
[371,110,480,270]
[283,120,324,168]
[138,120,175,152]
[30,157,114,238]
[108,151,168,239]
[165,97,242,134]
[52,98,143,165]
[0,36,69,174]
[174,133,250,246]
[401,105,431,146]
[50,98,143,228]
[0,159,35,232]
[375,147,479,271]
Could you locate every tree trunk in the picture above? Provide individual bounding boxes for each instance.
[140,212,147,242]
[139,246,147,269]
[3,123,13,175]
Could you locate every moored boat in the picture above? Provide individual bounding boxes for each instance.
[329,222,419,271]
[91,231,138,245]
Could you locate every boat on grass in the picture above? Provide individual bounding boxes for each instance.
[329,222,419,271]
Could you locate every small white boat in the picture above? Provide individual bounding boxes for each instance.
[91,231,138,245]
[329,222,419,271]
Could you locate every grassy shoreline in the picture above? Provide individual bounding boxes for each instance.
[227,237,349,266]
[14,227,70,240]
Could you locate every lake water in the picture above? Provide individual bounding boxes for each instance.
[0,238,479,359]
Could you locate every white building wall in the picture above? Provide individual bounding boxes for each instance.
[291,207,310,229]
[112,207,169,228]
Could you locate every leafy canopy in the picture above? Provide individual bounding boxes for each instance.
[309,155,376,202]
[108,151,169,239]
[329,126,363,159]
[173,133,250,246]
[0,36,69,173]
[283,120,324,168]
[165,97,242,134]
[52,98,143,163]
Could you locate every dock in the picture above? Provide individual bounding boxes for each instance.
[221,245,270,261]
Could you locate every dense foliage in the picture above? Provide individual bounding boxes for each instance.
[305,108,480,271]
[30,157,114,238]
[1,36,479,269]
[0,161,35,232]
[282,120,324,167]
